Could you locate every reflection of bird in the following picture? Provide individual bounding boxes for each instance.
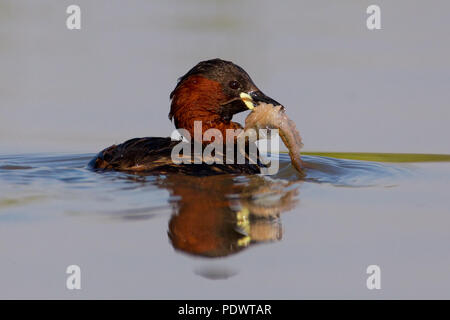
[161,175,300,258]
[89,59,281,175]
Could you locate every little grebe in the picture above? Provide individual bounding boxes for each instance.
[89,58,282,175]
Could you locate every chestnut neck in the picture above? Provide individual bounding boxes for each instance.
[169,75,242,143]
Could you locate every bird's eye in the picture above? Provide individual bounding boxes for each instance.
[228,80,240,90]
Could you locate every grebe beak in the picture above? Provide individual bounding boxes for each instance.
[240,91,282,110]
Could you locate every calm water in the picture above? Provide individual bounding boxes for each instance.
[1,152,449,298]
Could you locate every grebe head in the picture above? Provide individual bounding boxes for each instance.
[169,59,281,136]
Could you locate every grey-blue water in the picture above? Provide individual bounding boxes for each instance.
[1,153,449,298]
